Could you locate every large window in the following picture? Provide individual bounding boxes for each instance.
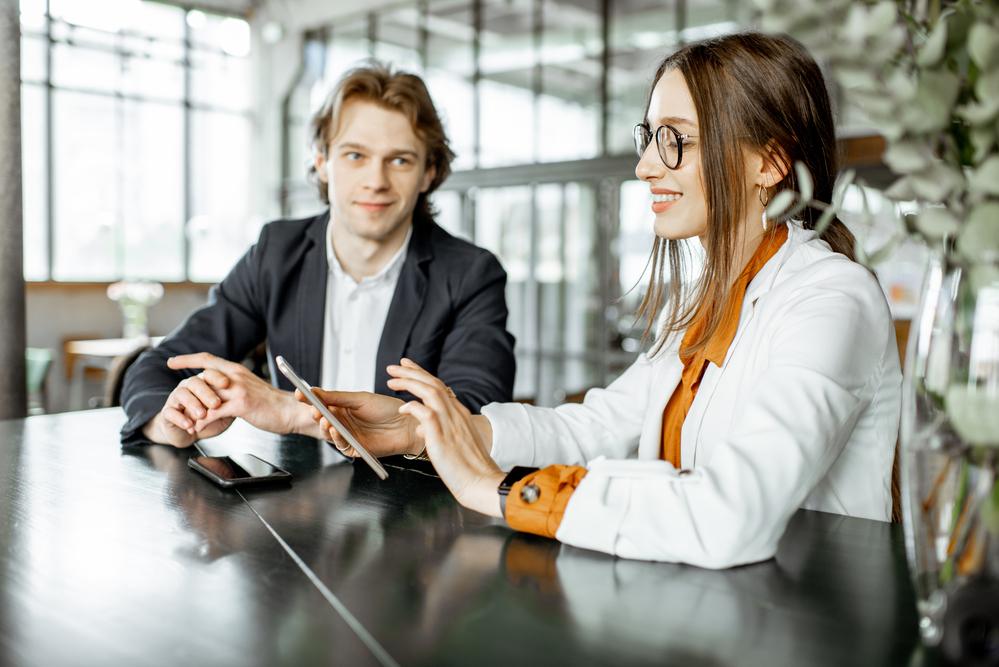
[20,0,255,283]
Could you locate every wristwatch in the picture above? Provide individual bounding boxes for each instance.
[497,466,540,518]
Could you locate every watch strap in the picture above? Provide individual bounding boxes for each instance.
[498,466,539,518]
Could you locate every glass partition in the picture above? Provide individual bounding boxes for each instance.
[478,0,537,167]
[374,5,423,73]
[426,0,476,169]
[608,0,677,154]
[538,0,601,161]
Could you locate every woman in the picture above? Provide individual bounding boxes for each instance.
[301,32,902,569]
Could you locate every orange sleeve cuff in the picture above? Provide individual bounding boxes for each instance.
[505,465,588,538]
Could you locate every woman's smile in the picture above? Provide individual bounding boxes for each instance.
[651,190,683,214]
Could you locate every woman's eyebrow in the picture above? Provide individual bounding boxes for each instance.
[652,115,698,129]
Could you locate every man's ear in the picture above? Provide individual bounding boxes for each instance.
[420,164,436,193]
[314,151,329,183]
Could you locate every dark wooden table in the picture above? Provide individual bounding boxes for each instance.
[0,409,929,666]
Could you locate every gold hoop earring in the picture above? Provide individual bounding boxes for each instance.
[759,186,770,231]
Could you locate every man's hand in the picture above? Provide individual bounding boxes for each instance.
[167,352,319,438]
[141,367,235,447]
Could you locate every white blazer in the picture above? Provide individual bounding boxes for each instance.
[483,223,902,569]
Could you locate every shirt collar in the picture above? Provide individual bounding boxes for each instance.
[694,223,790,368]
[326,220,412,286]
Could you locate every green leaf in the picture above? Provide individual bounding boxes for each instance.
[910,164,965,202]
[809,168,853,237]
[957,202,999,263]
[916,207,960,239]
[879,119,907,143]
[969,263,999,296]
[959,99,999,126]
[844,5,872,44]
[917,16,949,68]
[904,68,963,133]
[814,204,839,234]
[868,2,899,36]
[855,242,868,265]
[765,190,796,220]
[971,125,997,164]
[836,67,880,93]
[946,385,999,446]
[794,161,814,203]
[922,67,962,107]
[884,176,917,201]
[867,26,907,66]
[848,90,899,127]
[969,21,999,70]
[969,156,999,196]
[976,68,999,107]
[944,8,974,53]
[886,68,917,102]
[865,237,900,266]
[832,168,855,208]
[883,139,935,174]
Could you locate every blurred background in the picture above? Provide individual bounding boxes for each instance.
[11,0,923,414]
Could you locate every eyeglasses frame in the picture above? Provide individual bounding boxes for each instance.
[633,122,696,170]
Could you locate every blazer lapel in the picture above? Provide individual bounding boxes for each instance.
[294,211,330,387]
[374,219,434,393]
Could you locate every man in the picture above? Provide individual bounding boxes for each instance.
[120,64,516,447]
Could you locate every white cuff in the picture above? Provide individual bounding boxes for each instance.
[555,458,680,556]
[481,401,537,469]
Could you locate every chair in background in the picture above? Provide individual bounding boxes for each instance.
[25,347,53,415]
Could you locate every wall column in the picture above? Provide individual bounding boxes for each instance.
[0,0,26,420]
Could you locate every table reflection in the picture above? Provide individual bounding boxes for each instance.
[121,443,381,666]
[494,516,919,667]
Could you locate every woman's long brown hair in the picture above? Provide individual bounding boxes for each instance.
[636,33,856,356]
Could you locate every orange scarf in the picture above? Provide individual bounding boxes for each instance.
[660,225,788,466]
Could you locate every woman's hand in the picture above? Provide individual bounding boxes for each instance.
[298,388,421,458]
[387,359,504,518]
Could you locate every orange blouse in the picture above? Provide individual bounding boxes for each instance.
[661,224,789,465]
[505,225,789,539]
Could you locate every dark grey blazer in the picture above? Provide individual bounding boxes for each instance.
[120,209,516,444]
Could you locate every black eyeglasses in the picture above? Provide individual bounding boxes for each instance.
[633,123,695,169]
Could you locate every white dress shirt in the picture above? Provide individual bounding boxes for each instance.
[320,222,411,393]
[483,222,902,568]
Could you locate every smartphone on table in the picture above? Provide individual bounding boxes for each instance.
[275,355,389,481]
[188,452,292,488]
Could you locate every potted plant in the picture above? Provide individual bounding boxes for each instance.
[756,0,999,663]
[107,280,164,340]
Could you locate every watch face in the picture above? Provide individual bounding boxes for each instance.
[499,466,540,495]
